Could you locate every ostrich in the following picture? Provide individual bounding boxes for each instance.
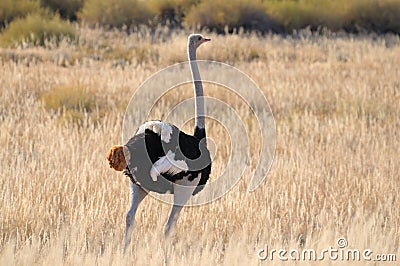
[106,34,212,253]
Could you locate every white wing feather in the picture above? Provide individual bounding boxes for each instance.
[150,151,188,181]
[136,121,173,143]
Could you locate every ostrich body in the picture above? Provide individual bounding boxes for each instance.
[106,34,212,253]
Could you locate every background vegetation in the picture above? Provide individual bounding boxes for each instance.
[0,0,399,264]
[1,13,75,48]
[1,0,400,47]
[0,28,399,265]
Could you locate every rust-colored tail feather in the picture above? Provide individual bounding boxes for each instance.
[106,145,127,171]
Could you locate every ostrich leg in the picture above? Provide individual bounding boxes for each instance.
[124,182,147,254]
[164,176,201,237]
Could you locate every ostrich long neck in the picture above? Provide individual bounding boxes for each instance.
[188,44,206,140]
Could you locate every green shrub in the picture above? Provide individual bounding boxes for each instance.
[266,0,349,32]
[79,0,153,29]
[0,13,75,47]
[345,0,400,33]
[266,0,400,34]
[0,0,41,28]
[40,85,96,112]
[148,0,197,27]
[184,0,281,33]
[40,0,83,21]
[184,0,400,34]
[40,85,108,125]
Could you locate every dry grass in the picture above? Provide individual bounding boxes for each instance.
[0,29,399,265]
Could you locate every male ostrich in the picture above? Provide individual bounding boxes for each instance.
[107,34,212,253]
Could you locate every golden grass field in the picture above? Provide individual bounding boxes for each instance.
[0,29,399,265]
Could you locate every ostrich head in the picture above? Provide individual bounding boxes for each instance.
[188,34,211,49]
[107,145,131,171]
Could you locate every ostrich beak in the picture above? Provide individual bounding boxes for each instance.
[203,38,211,42]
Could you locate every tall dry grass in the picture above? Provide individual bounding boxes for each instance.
[0,29,399,265]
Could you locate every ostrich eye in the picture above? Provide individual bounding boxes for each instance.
[198,36,202,41]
